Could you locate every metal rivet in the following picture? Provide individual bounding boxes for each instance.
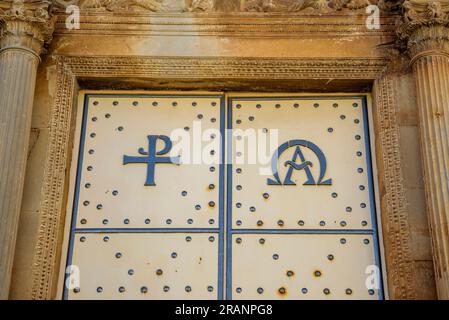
[124,219,130,225]
[195,205,201,210]
[236,287,242,293]
[96,204,103,210]
[112,190,118,196]
[236,168,242,174]
[166,219,172,225]
[156,269,163,276]
[275,104,281,109]
[145,219,151,224]
[85,183,91,189]
[236,238,242,244]
[87,166,93,171]
[278,220,284,227]
[132,101,138,106]
[103,236,109,242]
[340,221,347,227]
[210,167,215,172]
[88,149,94,155]
[287,270,294,277]
[128,269,134,275]
[182,191,187,196]
[354,119,360,124]
[346,288,353,295]
[211,118,216,123]
[368,289,375,295]
[118,126,124,132]
[80,236,86,242]
[323,288,330,295]
[185,286,192,293]
[359,185,366,191]
[83,201,90,206]
[91,117,97,122]
[152,101,158,106]
[236,203,242,208]
[340,115,346,120]
[314,270,322,277]
[208,286,214,292]
[301,288,308,294]
[364,239,370,245]
[209,236,215,242]
[210,150,215,155]
[250,206,256,213]
[257,220,263,227]
[353,103,359,108]
[141,287,148,294]
[333,103,339,108]
[256,104,262,109]
[361,203,367,208]
[187,219,193,224]
[236,185,242,191]
[209,184,215,190]
[294,103,299,108]
[320,221,326,226]
[115,252,122,259]
[80,219,87,225]
[358,168,364,173]
[357,151,363,157]
[192,102,197,107]
[97,287,103,293]
[257,287,264,294]
[197,114,203,119]
[73,287,80,293]
[209,201,216,207]
[236,104,242,109]
[328,254,334,261]
[210,133,216,139]
[211,102,217,107]
[362,221,368,226]
[249,116,255,121]
[340,238,347,244]
[113,101,118,106]
[184,127,190,131]
[236,119,242,124]
[259,238,265,244]
[355,135,361,140]
[278,287,286,294]
[314,103,319,108]
[209,219,215,225]
[93,101,99,106]
[298,220,305,226]
[163,286,170,292]
[236,220,242,226]
[332,192,338,198]
[263,193,269,199]
[172,102,178,107]
[346,207,352,212]
[328,128,334,133]
[186,236,192,242]
[171,252,178,258]
[273,254,279,260]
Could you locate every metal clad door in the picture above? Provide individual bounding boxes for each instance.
[62,93,383,300]
[64,94,225,300]
[227,96,382,300]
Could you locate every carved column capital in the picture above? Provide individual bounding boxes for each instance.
[398,0,449,61]
[0,0,55,59]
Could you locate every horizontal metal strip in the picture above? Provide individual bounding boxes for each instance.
[74,228,220,234]
[230,229,374,235]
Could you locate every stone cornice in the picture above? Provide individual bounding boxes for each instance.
[0,0,56,57]
[397,0,449,60]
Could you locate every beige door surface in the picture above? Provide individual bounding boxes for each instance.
[60,93,384,300]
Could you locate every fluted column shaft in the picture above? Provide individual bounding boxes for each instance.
[413,52,449,299]
[0,0,54,299]
[0,46,39,300]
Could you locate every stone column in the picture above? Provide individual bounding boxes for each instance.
[399,0,449,299]
[0,0,54,299]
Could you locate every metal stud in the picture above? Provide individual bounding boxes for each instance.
[236,185,242,191]
[354,119,360,124]
[187,219,193,225]
[323,288,330,295]
[257,220,264,227]
[83,201,90,206]
[211,102,217,107]
[93,101,99,106]
[256,104,262,109]
[80,219,87,225]
[80,236,86,242]
[186,236,192,242]
[185,286,192,293]
[118,126,124,132]
[327,254,334,261]
[195,205,201,210]
[278,287,286,294]
[320,221,326,226]
[171,252,178,258]
[87,166,93,171]
[368,289,375,295]
[209,219,215,225]
[314,270,322,277]
[263,193,269,199]
[357,168,364,173]
[340,238,347,244]
[333,103,338,108]
[103,236,109,242]
[353,103,359,108]
[211,118,216,123]
[340,221,347,227]
[172,102,178,107]
[236,119,242,124]
[141,287,148,294]
[163,286,170,292]
[236,220,242,226]
[301,288,308,294]
[192,102,197,107]
[361,221,368,226]
[346,289,353,295]
[328,128,334,133]
[156,269,163,276]
[278,220,284,227]
[236,104,242,109]
[152,101,158,106]
[257,288,264,294]
[209,201,216,207]
[88,149,94,155]
[115,252,122,259]
[210,166,215,172]
[208,286,214,292]
[236,238,242,244]
[250,206,256,213]
[97,287,103,293]
[91,117,97,122]
[197,114,203,119]
[236,168,242,174]
[113,101,119,106]
[236,287,242,293]
[112,190,119,196]
[102,219,109,225]
[145,219,151,225]
[132,101,139,106]
[249,116,255,121]
[346,207,352,212]
[357,151,363,157]
[128,269,134,275]
[124,219,130,225]
[105,113,111,119]
[209,236,215,242]
[209,184,215,190]
[314,103,319,108]
[85,183,91,189]
[298,220,305,226]
[275,104,281,109]
[73,287,80,293]
[355,135,361,140]
[236,203,242,208]
[294,103,299,108]
[166,219,172,225]
[286,270,294,277]
[340,115,346,120]
[259,238,265,244]
[97,204,103,210]
[364,239,370,245]
[272,254,279,260]
[359,185,366,191]
[361,203,367,208]
[332,192,338,198]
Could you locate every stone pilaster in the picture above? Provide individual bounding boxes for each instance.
[398,0,449,299]
[0,0,54,299]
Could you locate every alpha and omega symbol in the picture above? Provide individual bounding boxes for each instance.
[267,139,332,186]
[123,135,180,186]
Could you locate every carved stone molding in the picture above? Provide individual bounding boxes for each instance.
[28,55,417,300]
[0,0,55,56]
[397,0,449,59]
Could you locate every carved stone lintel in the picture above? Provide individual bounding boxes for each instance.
[397,0,449,58]
[0,0,55,57]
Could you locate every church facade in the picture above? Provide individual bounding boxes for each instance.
[0,0,448,300]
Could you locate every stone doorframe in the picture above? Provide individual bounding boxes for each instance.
[30,55,416,300]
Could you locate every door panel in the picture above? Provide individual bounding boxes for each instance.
[61,93,383,300]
